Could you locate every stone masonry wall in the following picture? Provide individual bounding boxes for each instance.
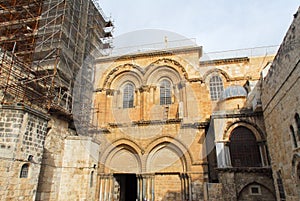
[216,170,276,201]
[0,105,49,201]
[261,7,300,201]
[58,136,100,201]
[35,115,76,201]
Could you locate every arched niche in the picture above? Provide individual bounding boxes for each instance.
[108,147,141,173]
[101,140,142,173]
[238,182,275,201]
[146,142,188,173]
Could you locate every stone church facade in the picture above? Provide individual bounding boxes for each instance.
[90,45,277,200]
[0,2,299,201]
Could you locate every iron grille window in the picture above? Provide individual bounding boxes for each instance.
[160,79,172,105]
[209,75,224,101]
[277,171,286,200]
[20,164,29,178]
[123,83,134,108]
[229,126,262,167]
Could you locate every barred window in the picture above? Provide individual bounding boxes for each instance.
[20,164,29,178]
[123,83,134,108]
[229,126,261,167]
[276,171,286,200]
[209,75,224,101]
[160,79,172,105]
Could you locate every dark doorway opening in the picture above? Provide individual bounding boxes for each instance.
[114,174,137,201]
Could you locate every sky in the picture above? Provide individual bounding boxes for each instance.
[98,0,299,52]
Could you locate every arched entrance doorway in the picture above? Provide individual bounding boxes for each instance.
[99,145,141,201]
[114,174,137,201]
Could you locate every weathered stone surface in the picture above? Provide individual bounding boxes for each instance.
[261,7,300,201]
[0,105,49,201]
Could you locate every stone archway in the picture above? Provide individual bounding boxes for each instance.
[237,182,276,201]
[145,141,190,201]
[98,143,142,201]
[108,147,140,173]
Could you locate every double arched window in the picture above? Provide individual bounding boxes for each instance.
[229,126,261,167]
[160,79,172,105]
[123,83,134,108]
[209,75,224,101]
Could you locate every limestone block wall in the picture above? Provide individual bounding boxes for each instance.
[206,183,223,201]
[216,170,276,201]
[36,115,76,201]
[57,136,100,201]
[261,7,300,201]
[0,105,49,201]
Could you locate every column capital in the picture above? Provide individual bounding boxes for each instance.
[139,85,151,92]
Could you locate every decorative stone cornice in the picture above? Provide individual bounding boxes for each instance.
[216,167,273,174]
[95,46,202,63]
[211,110,263,119]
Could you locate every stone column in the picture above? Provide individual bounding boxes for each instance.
[99,174,113,201]
[146,174,155,201]
[138,174,155,201]
[224,143,232,167]
[178,81,187,117]
[216,141,232,168]
[258,141,269,166]
[137,174,143,201]
[139,85,151,120]
[180,173,190,200]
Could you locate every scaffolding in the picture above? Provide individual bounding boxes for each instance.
[0,0,113,122]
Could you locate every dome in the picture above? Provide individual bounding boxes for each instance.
[220,85,247,100]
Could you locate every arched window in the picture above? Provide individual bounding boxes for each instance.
[20,164,29,178]
[160,79,172,105]
[276,171,286,200]
[123,83,134,108]
[229,126,261,167]
[297,163,300,183]
[295,113,300,139]
[209,75,224,101]
[90,171,94,187]
[290,125,298,148]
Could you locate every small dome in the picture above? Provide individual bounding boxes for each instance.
[220,85,247,100]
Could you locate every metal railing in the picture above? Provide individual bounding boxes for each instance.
[201,45,279,61]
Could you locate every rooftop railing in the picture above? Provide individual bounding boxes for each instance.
[201,45,279,61]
